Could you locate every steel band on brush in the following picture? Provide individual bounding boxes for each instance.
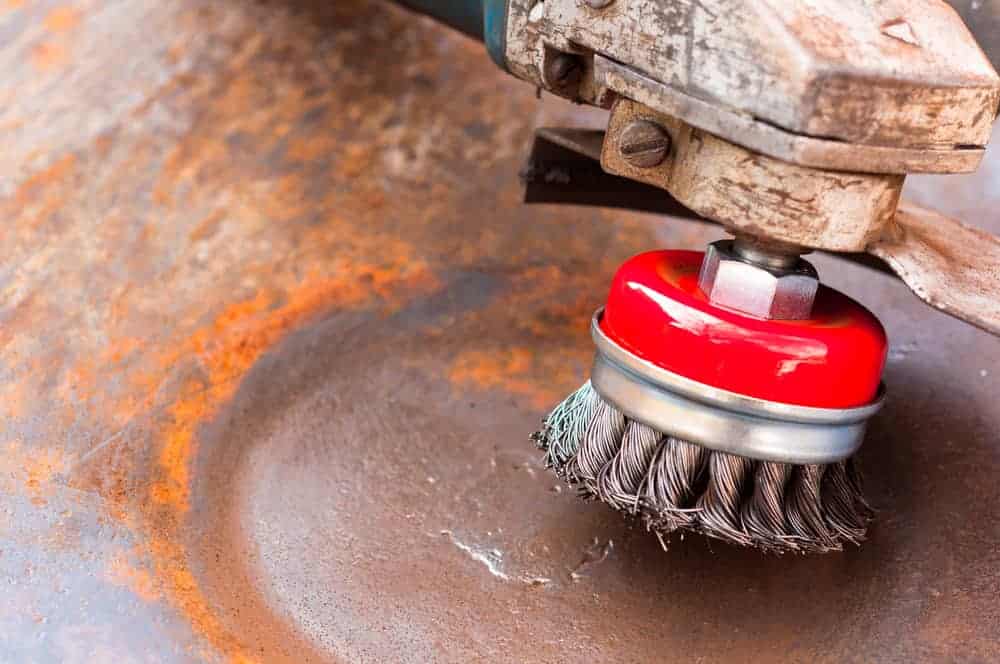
[589,310,885,465]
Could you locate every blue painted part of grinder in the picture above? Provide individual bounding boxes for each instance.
[482,0,508,70]
[394,0,507,71]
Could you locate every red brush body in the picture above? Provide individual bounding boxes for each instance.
[601,250,887,409]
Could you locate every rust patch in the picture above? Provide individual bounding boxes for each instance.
[3,0,996,660]
[449,347,554,408]
[441,260,626,411]
[105,549,165,603]
[149,264,440,514]
[188,209,225,243]
[125,263,440,660]
[918,593,1000,661]
[30,41,68,70]
[43,6,80,32]
[1,440,67,495]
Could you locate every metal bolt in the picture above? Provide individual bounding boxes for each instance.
[731,236,802,270]
[618,120,670,169]
[583,0,615,8]
[543,52,582,89]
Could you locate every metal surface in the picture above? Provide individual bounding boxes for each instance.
[591,313,883,464]
[601,99,906,252]
[593,56,989,175]
[505,0,999,158]
[698,241,819,321]
[533,126,605,161]
[522,130,706,220]
[2,0,1000,662]
[870,199,1000,337]
[731,237,803,270]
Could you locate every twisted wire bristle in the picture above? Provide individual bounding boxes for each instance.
[597,421,661,513]
[533,383,873,554]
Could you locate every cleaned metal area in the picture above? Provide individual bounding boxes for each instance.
[1,0,998,662]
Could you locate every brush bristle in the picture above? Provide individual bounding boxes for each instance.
[534,381,874,554]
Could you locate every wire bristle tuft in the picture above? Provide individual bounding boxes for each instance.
[533,384,873,554]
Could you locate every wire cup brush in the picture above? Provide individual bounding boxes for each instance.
[534,241,888,553]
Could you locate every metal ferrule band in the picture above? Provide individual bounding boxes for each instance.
[590,310,885,464]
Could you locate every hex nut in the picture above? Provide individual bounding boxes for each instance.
[698,240,819,320]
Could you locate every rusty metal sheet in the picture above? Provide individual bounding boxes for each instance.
[2,0,999,662]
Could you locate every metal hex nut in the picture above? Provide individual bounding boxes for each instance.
[698,241,819,320]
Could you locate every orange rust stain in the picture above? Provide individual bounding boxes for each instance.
[106,551,164,603]
[14,153,76,206]
[150,263,438,513]
[335,143,373,179]
[31,42,68,70]
[440,261,604,411]
[285,133,338,163]
[22,444,66,491]
[0,291,37,358]
[188,209,225,242]
[448,347,562,410]
[265,174,309,221]
[0,441,67,510]
[918,593,1000,660]
[125,260,439,663]
[7,149,78,241]
[103,336,143,365]
[44,6,81,32]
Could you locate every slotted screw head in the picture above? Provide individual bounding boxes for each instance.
[618,120,670,168]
